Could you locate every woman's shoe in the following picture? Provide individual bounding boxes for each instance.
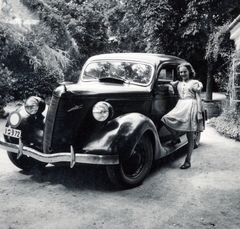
[167,138,181,146]
[180,161,191,169]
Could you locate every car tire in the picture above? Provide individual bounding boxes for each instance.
[106,134,153,189]
[7,151,47,172]
[193,132,201,149]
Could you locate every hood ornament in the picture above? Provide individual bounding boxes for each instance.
[68,104,83,112]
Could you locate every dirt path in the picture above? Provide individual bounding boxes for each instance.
[0,118,239,229]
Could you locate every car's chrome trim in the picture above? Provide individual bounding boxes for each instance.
[0,139,119,167]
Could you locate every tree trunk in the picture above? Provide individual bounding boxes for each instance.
[205,64,213,101]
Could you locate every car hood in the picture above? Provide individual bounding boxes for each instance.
[46,81,153,153]
[55,82,152,96]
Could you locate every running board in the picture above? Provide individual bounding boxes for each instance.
[162,134,188,155]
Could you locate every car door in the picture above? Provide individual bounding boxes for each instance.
[151,64,179,142]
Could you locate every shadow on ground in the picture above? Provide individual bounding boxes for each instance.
[23,147,188,192]
[27,164,117,192]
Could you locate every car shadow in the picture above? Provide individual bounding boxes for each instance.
[151,146,187,172]
[26,164,118,192]
[24,147,188,191]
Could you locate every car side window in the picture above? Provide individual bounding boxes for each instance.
[156,65,177,96]
[158,66,176,82]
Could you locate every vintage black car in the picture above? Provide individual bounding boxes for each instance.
[0,53,206,188]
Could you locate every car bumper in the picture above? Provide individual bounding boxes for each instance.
[0,139,119,168]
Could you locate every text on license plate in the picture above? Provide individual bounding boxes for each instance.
[4,127,21,138]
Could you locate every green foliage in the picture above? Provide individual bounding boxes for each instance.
[22,0,109,81]
[102,0,147,52]
[0,20,67,100]
[183,0,239,92]
[208,104,240,141]
[104,0,239,92]
[1,0,240,103]
[205,24,234,92]
[228,50,240,101]
[12,67,61,99]
[142,0,175,53]
[0,67,14,106]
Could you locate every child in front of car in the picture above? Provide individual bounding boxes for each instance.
[161,63,204,169]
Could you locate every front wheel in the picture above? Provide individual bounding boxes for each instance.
[7,151,47,172]
[106,134,153,189]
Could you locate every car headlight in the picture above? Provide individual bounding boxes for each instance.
[92,102,113,122]
[9,112,21,127]
[25,96,46,115]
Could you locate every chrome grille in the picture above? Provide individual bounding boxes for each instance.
[43,95,59,153]
[43,94,87,154]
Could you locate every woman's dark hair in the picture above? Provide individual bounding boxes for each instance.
[177,63,196,79]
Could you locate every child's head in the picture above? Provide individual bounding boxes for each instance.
[177,63,196,80]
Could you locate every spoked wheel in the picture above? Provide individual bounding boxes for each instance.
[193,132,201,149]
[106,134,153,189]
[7,151,47,172]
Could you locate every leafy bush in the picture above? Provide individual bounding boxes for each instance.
[2,0,109,101]
[0,67,14,106]
[12,67,63,100]
[0,20,67,101]
[208,104,240,141]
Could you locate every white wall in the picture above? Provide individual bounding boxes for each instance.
[229,15,240,50]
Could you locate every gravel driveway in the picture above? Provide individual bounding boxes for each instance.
[0,117,239,229]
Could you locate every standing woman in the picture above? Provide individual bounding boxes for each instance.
[161,63,204,169]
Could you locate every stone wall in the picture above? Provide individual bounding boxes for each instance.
[202,93,227,119]
[203,100,226,119]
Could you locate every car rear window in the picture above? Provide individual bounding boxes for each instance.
[81,61,154,85]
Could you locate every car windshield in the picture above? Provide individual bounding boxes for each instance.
[81,61,153,85]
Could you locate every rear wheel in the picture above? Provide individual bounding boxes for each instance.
[7,151,47,172]
[106,134,153,188]
[193,132,201,149]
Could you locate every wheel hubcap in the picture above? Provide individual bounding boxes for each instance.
[122,144,145,177]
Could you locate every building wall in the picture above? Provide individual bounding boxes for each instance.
[229,15,240,50]
[228,15,240,103]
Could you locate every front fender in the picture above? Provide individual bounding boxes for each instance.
[82,113,165,162]
[4,105,48,150]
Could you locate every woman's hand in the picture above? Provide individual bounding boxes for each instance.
[197,111,203,121]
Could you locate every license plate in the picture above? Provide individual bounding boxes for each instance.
[4,127,21,138]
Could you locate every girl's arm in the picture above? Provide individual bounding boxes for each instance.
[195,82,203,120]
[170,80,179,87]
[196,91,203,120]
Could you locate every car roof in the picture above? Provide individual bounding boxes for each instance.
[86,53,187,67]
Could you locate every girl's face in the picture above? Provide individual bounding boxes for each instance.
[179,66,190,81]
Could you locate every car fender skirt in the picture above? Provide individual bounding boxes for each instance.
[83,113,162,162]
[0,139,119,168]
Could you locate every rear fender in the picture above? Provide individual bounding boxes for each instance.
[82,113,166,162]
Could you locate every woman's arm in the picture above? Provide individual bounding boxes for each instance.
[194,81,203,120]
[170,80,179,87]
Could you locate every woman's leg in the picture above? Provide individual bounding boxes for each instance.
[180,132,194,169]
[163,124,179,141]
[186,132,194,163]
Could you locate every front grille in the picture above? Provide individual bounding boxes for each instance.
[43,95,60,153]
[43,94,90,154]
